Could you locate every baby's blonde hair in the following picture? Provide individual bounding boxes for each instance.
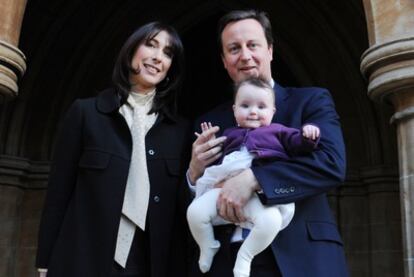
[233,77,275,105]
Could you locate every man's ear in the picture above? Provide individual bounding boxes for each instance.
[221,53,229,70]
[268,44,273,62]
[232,104,236,111]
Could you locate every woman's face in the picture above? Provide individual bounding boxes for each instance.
[129,30,173,93]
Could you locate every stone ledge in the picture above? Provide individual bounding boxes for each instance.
[0,155,50,189]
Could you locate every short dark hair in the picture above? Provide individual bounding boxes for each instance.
[112,22,184,114]
[217,10,273,54]
[234,77,275,104]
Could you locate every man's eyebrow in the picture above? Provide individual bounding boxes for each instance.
[225,42,239,47]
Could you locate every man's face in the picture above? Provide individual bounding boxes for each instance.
[221,19,273,83]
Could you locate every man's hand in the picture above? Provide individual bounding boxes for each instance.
[216,169,260,223]
[188,123,226,184]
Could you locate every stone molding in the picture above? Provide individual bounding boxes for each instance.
[390,107,414,123]
[345,166,399,189]
[360,37,414,102]
[0,155,49,189]
[0,39,26,97]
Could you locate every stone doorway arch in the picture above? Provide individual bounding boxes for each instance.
[0,1,408,276]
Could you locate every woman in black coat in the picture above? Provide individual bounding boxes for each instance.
[36,22,191,277]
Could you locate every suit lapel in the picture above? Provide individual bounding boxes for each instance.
[273,82,290,125]
[221,102,237,130]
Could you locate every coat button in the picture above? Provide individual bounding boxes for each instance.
[148,149,155,155]
[153,196,160,202]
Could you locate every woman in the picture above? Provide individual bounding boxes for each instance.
[36,22,191,277]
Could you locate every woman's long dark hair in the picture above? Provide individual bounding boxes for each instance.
[112,22,184,114]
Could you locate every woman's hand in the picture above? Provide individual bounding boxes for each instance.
[38,269,47,277]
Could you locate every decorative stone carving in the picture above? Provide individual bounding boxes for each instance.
[0,40,26,97]
[361,37,414,103]
[0,0,28,98]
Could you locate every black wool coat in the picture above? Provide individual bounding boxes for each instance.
[36,88,191,277]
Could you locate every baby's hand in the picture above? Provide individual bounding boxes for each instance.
[195,122,216,140]
[302,124,320,141]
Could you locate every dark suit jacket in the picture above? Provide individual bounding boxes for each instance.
[193,82,348,277]
[36,88,191,277]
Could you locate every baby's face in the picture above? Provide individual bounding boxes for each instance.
[233,84,276,128]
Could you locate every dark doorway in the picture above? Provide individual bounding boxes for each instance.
[179,12,298,120]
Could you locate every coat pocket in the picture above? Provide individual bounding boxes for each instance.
[78,150,111,169]
[306,221,343,245]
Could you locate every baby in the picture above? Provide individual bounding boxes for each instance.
[187,77,320,277]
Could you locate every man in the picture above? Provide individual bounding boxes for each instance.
[188,10,348,277]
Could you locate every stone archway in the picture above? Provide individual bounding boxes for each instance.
[0,1,407,276]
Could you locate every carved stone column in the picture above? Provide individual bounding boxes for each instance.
[361,1,414,276]
[0,0,27,98]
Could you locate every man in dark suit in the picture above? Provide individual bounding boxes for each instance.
[188,10,348,277]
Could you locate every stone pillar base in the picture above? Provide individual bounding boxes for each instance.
[0,40,26,98]
[360,37,414,102]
